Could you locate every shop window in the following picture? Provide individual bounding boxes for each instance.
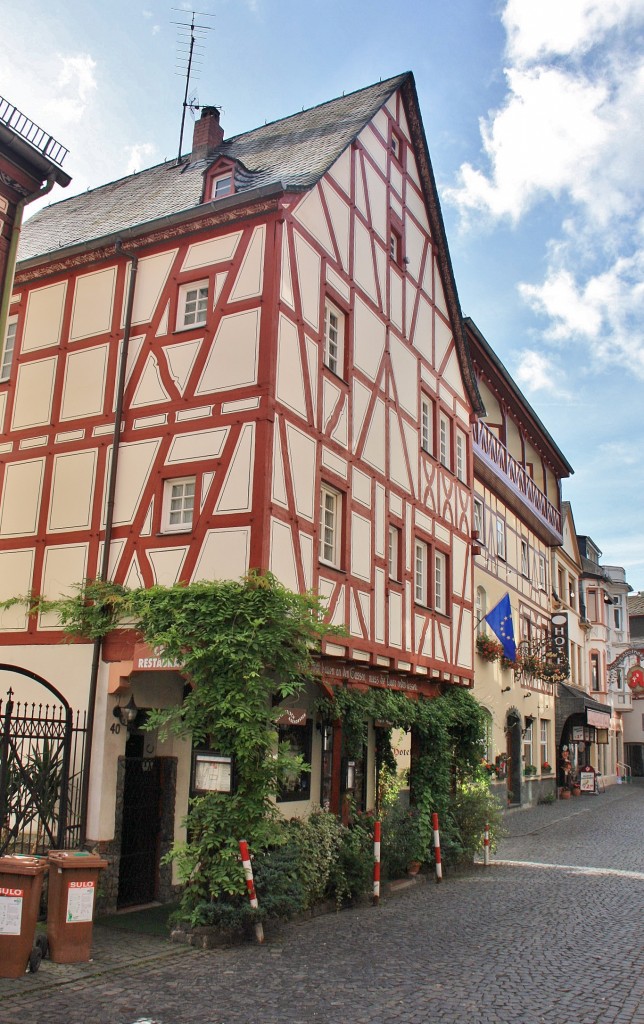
[277,720,312,802]
[319,484,342,567]
[0,317,17,382]
[323,300,345,377]
[177,280,209,330]
[162,477,196,532]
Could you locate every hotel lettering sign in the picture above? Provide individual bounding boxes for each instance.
[550,612,569,668]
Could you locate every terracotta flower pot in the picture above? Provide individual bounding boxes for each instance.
[560,788,571,799]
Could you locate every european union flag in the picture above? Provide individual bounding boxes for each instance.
[485,594,516,661]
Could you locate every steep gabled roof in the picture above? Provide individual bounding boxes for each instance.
[18,75,408,263]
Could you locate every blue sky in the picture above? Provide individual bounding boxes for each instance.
[3,0,643,588]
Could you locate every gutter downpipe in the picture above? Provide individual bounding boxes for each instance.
[79,241,138,846]
[0,172,56,355]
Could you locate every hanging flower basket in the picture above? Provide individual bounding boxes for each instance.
[476,634,504,662]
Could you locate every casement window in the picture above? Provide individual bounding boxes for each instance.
[389,228,402,264]
[568,577,577,610]
[323,300,344,377]
[319,484,342,567]
[614,604,621,630]
[476,585,487,636]
[391,130,403,161]
[523,720,533,768]
[163,477,196,532]
[414,539,428,605]
[496,517,506,560]
[455,430,466,482]
[434,551,447,614]
[538,554,547,591]
[590,652,600,691]
[211,173,233,200]
[420,394,433,454]
[473,497,484,538]
[540,720,549,767]
[586,589,598,622]
[178,280,209,329]
[521,540,529,578]
[388,524,401,581]
[557,566,565,602]
[439,413,450,469]
[0,317,17,382]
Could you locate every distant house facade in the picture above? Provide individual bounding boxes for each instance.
[0,75,481,906]
[466,318,573,806]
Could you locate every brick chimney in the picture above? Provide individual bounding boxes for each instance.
[191,106,224,161]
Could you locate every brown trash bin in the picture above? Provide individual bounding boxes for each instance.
[0,855,48,978]
[46,851,108,963]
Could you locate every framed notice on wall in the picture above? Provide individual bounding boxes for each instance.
[572,726,585,742]
[193,752,233,793]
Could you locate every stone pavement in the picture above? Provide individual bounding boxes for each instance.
[0,782,642,1024]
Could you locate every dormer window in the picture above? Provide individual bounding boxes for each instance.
[211,173,233,200]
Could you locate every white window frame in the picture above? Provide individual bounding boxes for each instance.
[414,539,428,605]
[391,130,402,161]
[540,720,549,767]
[521,539,529,578]
[388,524,400,581]
[420,394,433,454]
[476,585,487,636]
[523,721,533,768]
[162,476,196,532]
[496,517,506,560]
[177,280,209,330]
[455,430,466,482]
[211,173,233,200]
[473,497,484,537]
[0,316,17,382]
[319,484,342,567]
[538,554,546,591]
[439,413,450,470]
[434,550,446,614]
[323,300,344,377]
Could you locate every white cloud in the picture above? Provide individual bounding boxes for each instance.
[513,349,570,398]
[503,0,643,64]
[44,54,98,125]
[125,142,157,175]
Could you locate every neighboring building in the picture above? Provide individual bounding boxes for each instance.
[0,96,70,354]
[466,317,573,806]
[0,74,482,906]
[624,593,644,776]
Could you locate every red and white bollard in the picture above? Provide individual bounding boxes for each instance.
[373,820,381,905]
[432,811,442,883]
[238,839,264,944]
[483,822,490,867]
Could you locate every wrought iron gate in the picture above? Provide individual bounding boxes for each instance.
[0,666,87,856]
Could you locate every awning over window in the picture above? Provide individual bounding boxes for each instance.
[587,707,611,729]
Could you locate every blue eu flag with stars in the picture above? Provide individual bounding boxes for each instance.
[484,594,516,661]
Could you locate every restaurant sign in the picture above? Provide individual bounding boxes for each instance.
[132,643,184,672]
[318,660,419,692]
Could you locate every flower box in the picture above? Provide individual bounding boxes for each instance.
[476,634,504,662]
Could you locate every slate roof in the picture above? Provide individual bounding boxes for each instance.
[18,74,408,263]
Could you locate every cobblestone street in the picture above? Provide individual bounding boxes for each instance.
[1,783,642,1024]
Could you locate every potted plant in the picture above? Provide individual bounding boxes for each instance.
[541,762,552,773]
[523,764,538,776]
[476,633,504,662]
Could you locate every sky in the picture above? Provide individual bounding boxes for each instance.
[2,0,643,589]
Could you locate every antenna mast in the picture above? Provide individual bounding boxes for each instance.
[172,9,214,164]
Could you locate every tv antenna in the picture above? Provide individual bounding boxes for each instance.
[172,9,214,164]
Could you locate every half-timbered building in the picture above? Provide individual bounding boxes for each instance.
[0,73,481,905]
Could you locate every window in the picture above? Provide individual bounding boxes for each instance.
[439,413,450,469]
[277,720,312,802]
[523,720,533,768]
[473,498,484,537]
[388,525,401,581]
[590,652,600,691]
[434,551,447,614]
[420,394,433,454]
[414,540,428,605]
[540,720,549,768]
[178,280,208,329]
[496,517,506,560]
[476,585,487,636]
[389,228,401,263]
[320,485,342,567]
[538,554,546,591]
[557,566,565,602]
[391,130,403,161]
[323,301,344,377]
[0,317,17,381]
[211,173,233,199]
[587,589,598,622]
[568,577,577,610]
[521,540,529,578]
[456,430,466,482]
[614,605,622,630]
[163,477,196,532]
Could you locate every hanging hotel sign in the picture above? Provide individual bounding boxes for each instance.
[550,613,569,670]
